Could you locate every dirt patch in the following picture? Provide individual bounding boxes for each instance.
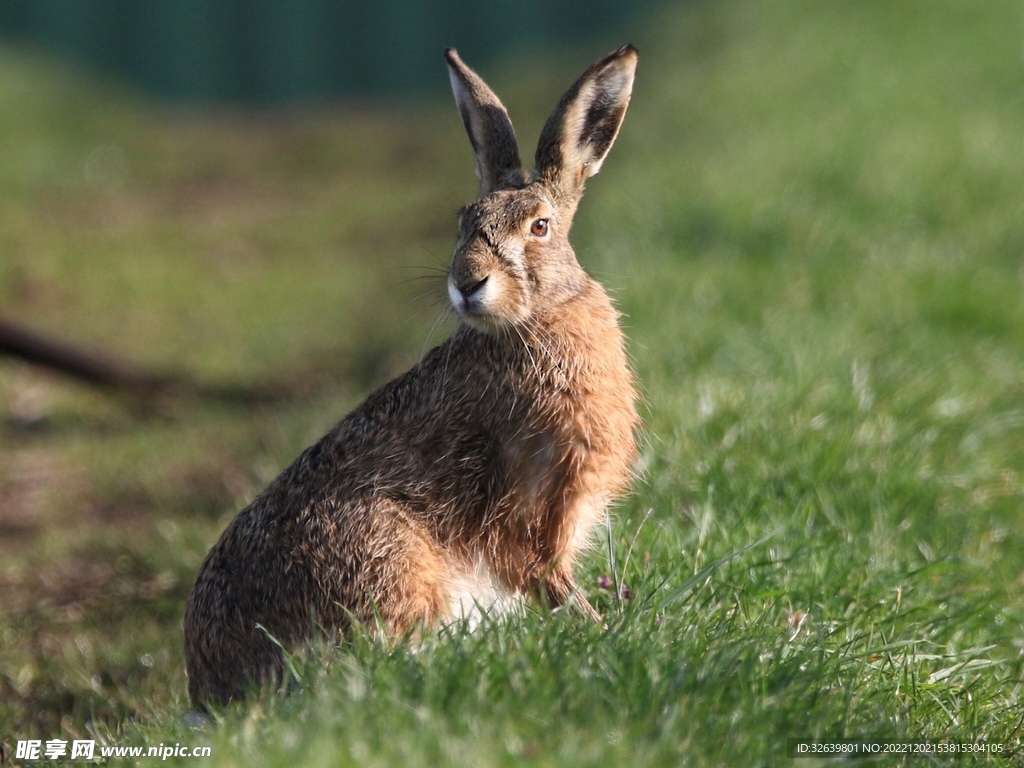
[0,447,86,544]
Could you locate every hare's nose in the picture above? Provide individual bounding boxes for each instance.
[461,276,489,300]
[447,274,490,313]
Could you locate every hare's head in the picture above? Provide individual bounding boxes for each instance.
[444,46,638,333]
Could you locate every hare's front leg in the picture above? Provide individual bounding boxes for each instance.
[531,565,601,622]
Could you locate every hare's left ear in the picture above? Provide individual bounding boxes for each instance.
[445,48,527,195]
[534,45,638,213]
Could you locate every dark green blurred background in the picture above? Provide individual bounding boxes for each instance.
[0,0,665,102]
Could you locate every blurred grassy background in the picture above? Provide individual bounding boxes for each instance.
[2,0,1024,763]
[0,0,662,101]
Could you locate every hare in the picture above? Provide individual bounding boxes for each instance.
[184,44,639,708]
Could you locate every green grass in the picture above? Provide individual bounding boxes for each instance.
[3,0,1024,764]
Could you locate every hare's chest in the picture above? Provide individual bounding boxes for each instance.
[445,557,522,626]
[501,428,559,504]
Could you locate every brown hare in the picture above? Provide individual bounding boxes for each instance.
[185,45,640,708]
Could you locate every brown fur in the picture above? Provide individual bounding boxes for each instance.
[185,45,640,708]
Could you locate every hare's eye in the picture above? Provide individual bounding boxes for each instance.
[530,218,549,237]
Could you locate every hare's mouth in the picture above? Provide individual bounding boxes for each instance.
[447,273,525,331]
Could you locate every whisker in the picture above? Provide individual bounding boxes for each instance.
[440,316,457,398]
[392,275,447,288]
[422,308,454,362]
[511,322,543,387]
[409,290,449,306]
[383,263,449,273]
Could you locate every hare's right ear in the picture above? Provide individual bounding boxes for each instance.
[534,45,638,215]
[445,49,526,195]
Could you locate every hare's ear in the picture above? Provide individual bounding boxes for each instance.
[445,48,526,195]
[534,45,638,213]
